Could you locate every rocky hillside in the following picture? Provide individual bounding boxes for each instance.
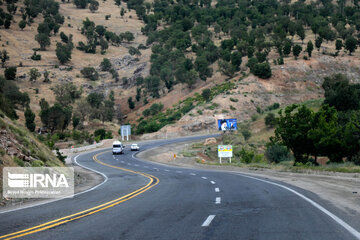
[0,111,64,194]
[0,0,360,142]
[140,54,360,139]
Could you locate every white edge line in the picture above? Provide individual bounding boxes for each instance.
[235,173,360,240]
[132,142,360,239]
[0,153,109,214]
[202,215,216,227]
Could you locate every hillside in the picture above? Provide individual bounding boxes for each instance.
[0,110,65,204]
[0,0,360,145]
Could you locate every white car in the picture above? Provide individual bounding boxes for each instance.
[130,143,140,151]
[112,141,124,155]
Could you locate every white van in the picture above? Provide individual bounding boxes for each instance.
[112,141,124,155]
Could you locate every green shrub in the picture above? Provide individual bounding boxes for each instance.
[265,113,276,128]
[56,149,66,163]
[94,128,106,140]
[94,135,101,143]
[14,156,25,167]
[239,148,255,164]
[256,106,263,114]
[81,67,99,81]
[265,143,291,163]
[253,62,272,79]
[100,58,112,71]
[229,97,238,102]
[241,129,251,141]
[31,160,44,167]
[230,105,236,111]
[5,66,17,80]
[206,103,219,110]
[105,130,113,139]
[266,103,280,111]
[251,114,258,122]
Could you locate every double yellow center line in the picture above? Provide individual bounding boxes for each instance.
[0,151,159,240]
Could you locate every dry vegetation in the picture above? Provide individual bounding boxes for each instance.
[0,0,360,140]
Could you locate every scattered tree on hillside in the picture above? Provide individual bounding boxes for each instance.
[128,97,135,109]
[0,76,29,119]
[322,74,360,112]
[29,68,41,81]
[74,0,88,8]
[52,82,82,107]
[18,20,26,30]
[56,43,72,64]
[35,33,50,50]
[315,37,323,51]
[201,88,211,102]
[345,36,357,55]
[136,88,141,102]
[87,92,104,108]
[89,0,99,12]
[25,107,36,132]
[100,58,112,71]
[81,67,99,81]
[40,103,72,133]
[253,62,272,79]
[292,44,302,59]
[5,66,16,80]
[265,113,276,128]
[43,71,50,83]
[335,39,343,51]
[0,50,9,68]
[306,41,313,58]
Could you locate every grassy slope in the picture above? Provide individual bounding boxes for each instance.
[1,0,360,140]
[186,99,360,173]
[0,112,64,196]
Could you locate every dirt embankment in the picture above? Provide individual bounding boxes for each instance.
[138,141,360,218]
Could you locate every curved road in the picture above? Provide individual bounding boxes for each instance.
[0,136,359,240]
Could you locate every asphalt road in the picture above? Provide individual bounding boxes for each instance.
[0,135,359,240]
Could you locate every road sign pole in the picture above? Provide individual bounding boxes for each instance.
[220,157,222,164]
[229,157,231,163]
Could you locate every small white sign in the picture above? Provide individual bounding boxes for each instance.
[218,145,233,158]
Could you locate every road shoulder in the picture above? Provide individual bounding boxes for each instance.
[137,141,360,219]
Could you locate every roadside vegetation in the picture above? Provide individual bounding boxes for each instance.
[135,81,236,134]
[2,0,360,158]
[189,74,360,172]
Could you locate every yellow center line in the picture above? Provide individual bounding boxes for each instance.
[0,151,160,240]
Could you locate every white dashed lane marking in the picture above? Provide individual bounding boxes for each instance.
[202,215,216,227]
[201,177,207,180]
[210,181,215,184]
[215,188,220,192]
[190,173,196,176]
[215,197,221,204]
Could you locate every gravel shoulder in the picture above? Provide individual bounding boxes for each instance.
[137,141,360,218]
